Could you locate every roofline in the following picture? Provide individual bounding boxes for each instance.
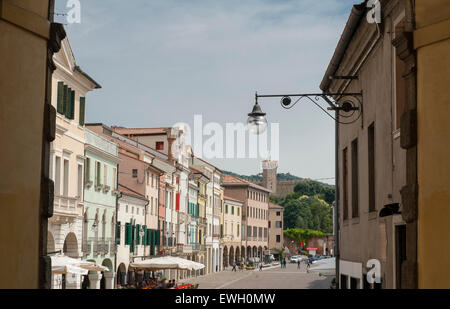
[319,1,366,92]
[223,181,272,193]
[74,65,102,89]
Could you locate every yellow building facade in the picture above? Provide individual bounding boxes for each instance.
[0,0,64,289]
[414,0,450,288]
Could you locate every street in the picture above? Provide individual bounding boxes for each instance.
[180,263,333,289]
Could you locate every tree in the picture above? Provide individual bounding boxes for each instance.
[283,195,332,233]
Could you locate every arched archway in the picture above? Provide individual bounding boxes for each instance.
[229,246,234,265]
[252,246,257,258]
[63,232,79,258]
[117,263,127,287]
[258,246,263,259]
[47,232,55,254]
[235,246,240,263]
[247,246,251,260]
[223,246,228,268]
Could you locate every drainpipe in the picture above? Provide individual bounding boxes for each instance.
[114,166,121,288]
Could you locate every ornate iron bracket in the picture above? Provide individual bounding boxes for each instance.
[255,92,363,126]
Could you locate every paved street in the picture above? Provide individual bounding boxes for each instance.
[180,262,333,289]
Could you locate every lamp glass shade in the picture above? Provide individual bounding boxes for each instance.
[247,115,267,135]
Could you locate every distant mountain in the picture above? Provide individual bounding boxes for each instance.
[222,171,303,182]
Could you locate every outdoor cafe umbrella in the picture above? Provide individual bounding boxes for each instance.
[130,256,190,270]
[169,257,205,271]
[51,255,109,275]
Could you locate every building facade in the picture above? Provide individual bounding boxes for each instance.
[48,37,100,289]
[268,203,284,252]
[223,175,270,264]
[320,0,409,289]
[222,197,243,267]
[81,129,120,289]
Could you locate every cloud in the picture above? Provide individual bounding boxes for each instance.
[59,0,357,183]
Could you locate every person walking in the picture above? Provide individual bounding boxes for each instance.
[259,263,263,271]
[297,259,301,270]
[232,260,237,272]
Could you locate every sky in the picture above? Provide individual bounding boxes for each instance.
[55,0,360,185]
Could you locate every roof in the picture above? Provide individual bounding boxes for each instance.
[223,175,271,193]
[269,202,284,210]
[118,184,146,200]
[319,1,366,92]
[224,196,244,204]
[113,127,170,136]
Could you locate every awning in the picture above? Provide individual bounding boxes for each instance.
[130,256,205,271]
[51,255,109,275]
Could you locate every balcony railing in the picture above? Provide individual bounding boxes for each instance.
[82,241,91,255]
[191,243,206,251]
[197,217,207,225]
[53,195,78,218]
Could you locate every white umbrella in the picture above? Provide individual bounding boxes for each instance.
[170,257,205,271]
[307,257,336,276]
[51,255,109,274]
[130,256,187,270]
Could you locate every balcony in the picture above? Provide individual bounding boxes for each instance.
[177,244,193,254]
[82,241,91,255]
[51,195,79,224]
[192,243,206,251]
[197,217,207,226]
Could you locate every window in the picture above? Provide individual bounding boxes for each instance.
[276,211,280,216]
[63,159,69,196]
[350,277,360,289]
[85,157,91,182]
[103,164,107,187]
[132,169,138,178]
[351,138,359,218]
[237,208,240,216]
[112,167,117,189]
[231,206,234,215]
[79,97,86,126]
[276,221,282,228]
[55,156,61,195]
[156,141,164,150]
[237,224,240,237]
[368,123,376,212]
[276,235,281,243]
[268,221,271,228]
[341,275,348,289]
[395,225,407,288]
[225,204,228,214]
[95,161,101,186]
[343,147,349,220]
[77,164,83,198]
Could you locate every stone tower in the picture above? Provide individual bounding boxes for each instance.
[262,160,278,195]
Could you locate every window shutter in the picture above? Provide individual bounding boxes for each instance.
[85,158,90,182]
[65,87,72,119]
[62,85,68,116]
[79,97,86,126]
[57,82,64,114]
[70,89,75,120]
[176,193,180,211]
[155,230,160,246]
[125,223,131,245]
[116,221,121,245]
[143,225,147,245]
[136,224,141,245]
[130,224,135,252]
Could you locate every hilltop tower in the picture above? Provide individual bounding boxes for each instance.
[262,160,278,195]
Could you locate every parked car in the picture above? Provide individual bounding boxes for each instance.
[290,255,302,263]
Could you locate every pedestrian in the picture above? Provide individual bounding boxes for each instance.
[232,260,237,272]
[259,263,263,271]
[297,259,301,269]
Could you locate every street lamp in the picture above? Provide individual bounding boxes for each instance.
[248,88,363,288]
[247,93,268,134]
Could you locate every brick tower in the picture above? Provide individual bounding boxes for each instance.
[262,160,278,195]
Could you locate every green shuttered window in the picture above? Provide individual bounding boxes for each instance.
[79,97,86,126]
[116,221,121,245]
[57,82,64,114]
